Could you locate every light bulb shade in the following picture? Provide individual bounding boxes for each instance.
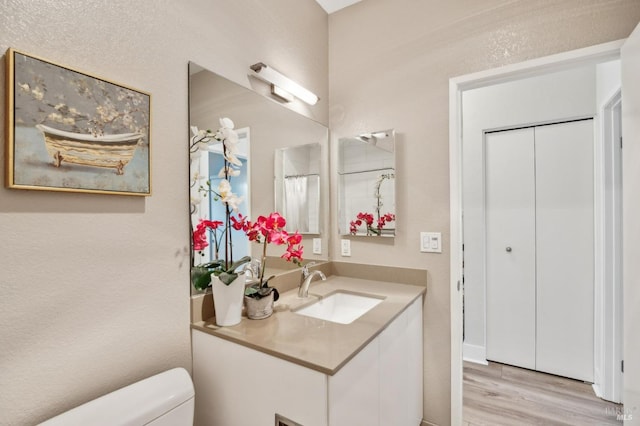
[250,62,319,105]
[270,84,294,103]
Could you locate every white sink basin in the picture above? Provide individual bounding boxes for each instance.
[293,291,384,324]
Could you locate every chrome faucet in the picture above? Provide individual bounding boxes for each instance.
[298,263,326,298]
[242,259,261,285]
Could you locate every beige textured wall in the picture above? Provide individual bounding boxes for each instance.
[0,1,327,425]
[328,1,640,425]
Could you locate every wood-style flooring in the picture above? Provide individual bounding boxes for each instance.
[463,361,623,425]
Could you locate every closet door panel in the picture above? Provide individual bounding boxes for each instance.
[485,128,536,369]
[535,120,594,382]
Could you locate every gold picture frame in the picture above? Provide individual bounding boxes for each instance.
[5,48,151,196]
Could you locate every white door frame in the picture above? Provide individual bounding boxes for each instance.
[449,39,624,425]
[595,90,623,402]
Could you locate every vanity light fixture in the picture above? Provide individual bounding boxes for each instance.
[359,132,388,140]
[270,84,294,103]
[356,131,390,146]
[250,62,319,105]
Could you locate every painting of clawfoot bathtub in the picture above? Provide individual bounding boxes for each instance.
[5,48,151,196]
[37,124,143,175]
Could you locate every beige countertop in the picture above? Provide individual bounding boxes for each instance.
[191,275,426,375]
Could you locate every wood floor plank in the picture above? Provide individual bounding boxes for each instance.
[464,360,503,379]
[500,364,593,396]
[463,361,622,425]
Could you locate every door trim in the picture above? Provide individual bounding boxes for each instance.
[449,39,624,425]
[594,89,623,402]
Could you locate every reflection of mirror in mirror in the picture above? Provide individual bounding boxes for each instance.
[275,143,321,235]
[338,130,396,237]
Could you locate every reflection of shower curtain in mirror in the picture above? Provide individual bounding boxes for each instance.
[284,175,319,233]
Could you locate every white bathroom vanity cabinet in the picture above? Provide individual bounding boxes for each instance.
[191,277,424,426]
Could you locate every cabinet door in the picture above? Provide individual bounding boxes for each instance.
[485,128,537,369]
[329,300,423,426]
[535,120,594,382]
[329,337,379,426]
[406,298,424,425]
[379,304,409,426]
[192,330,328,426]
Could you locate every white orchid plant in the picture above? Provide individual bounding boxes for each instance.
[190,117,251,288]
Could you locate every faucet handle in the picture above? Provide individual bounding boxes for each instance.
[302,261,316,277]
[241,263,254,279]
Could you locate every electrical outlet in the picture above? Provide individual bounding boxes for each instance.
[340,239,351,256]
[312,238,322,255]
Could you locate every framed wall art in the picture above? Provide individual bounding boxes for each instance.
[5,48,151,196]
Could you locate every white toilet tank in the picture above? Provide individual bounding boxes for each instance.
[39,368,194,426]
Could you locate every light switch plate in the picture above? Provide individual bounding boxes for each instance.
[340,239,351,256]
[312,238,322,255]
[420,232,442,253]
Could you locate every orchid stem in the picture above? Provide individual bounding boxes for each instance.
[260,237,268,286]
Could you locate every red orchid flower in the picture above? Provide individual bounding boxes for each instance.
[265,212,286,230]
[192,219,224,251]
[268,230,289,245]
[282,244,303,263]
[357,212,374,226]
[286,231,302,246]
[231,213,248,231]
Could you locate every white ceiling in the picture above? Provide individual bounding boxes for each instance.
[314,0,361,14]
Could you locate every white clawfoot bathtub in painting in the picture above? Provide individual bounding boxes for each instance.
[36,124,143,175]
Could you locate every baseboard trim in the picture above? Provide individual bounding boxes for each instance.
[592,382,603,398]
[463,342,488,365]
[421,420,439,426]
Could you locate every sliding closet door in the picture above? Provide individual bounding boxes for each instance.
[485,128,536,369]
[535,120,594,382]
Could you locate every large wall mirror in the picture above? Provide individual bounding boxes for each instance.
[189,62,329,283]
[338,130,396,237]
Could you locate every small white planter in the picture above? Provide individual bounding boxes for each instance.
[211,272,246,326]
[245,291,275,320]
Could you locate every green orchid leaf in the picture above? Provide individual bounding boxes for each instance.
[257,287,272,296]
[229,255,252,272]
[201,259,224,269]
[219,271,238,285]
[193,274,211,291]
[245,286,280,301]
[244,285,259,296]
[262,275,276,287]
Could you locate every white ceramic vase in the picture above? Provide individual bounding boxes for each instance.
[211,272,246,326]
